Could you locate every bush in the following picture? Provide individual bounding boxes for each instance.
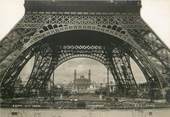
[166,89,170,103]
[77,101,86,108]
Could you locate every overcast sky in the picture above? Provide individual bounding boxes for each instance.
[0,0,169,84]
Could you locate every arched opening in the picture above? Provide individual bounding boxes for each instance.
[48,58,114,100]
[52,58,113,85]
[1,29,162,99]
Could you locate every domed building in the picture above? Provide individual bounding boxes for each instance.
[73,70,91,94]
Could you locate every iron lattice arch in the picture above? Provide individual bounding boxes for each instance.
[0,30,164,97]
[0,0,170,98]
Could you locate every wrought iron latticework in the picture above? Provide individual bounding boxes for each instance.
[0,0,170,98]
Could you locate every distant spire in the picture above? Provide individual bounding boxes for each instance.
[88,69,91,81]
[74,69,77,80]
[107,68,109,84]
[107,68,110,96]
[74,69,77,89]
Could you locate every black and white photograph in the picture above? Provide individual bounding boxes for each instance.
[0,0,170,117]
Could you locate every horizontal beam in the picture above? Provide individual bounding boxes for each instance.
[25,0,141,12]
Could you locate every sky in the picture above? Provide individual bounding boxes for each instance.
[0,0,170,84]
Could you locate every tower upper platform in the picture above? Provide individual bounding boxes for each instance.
[25,0,141,13]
